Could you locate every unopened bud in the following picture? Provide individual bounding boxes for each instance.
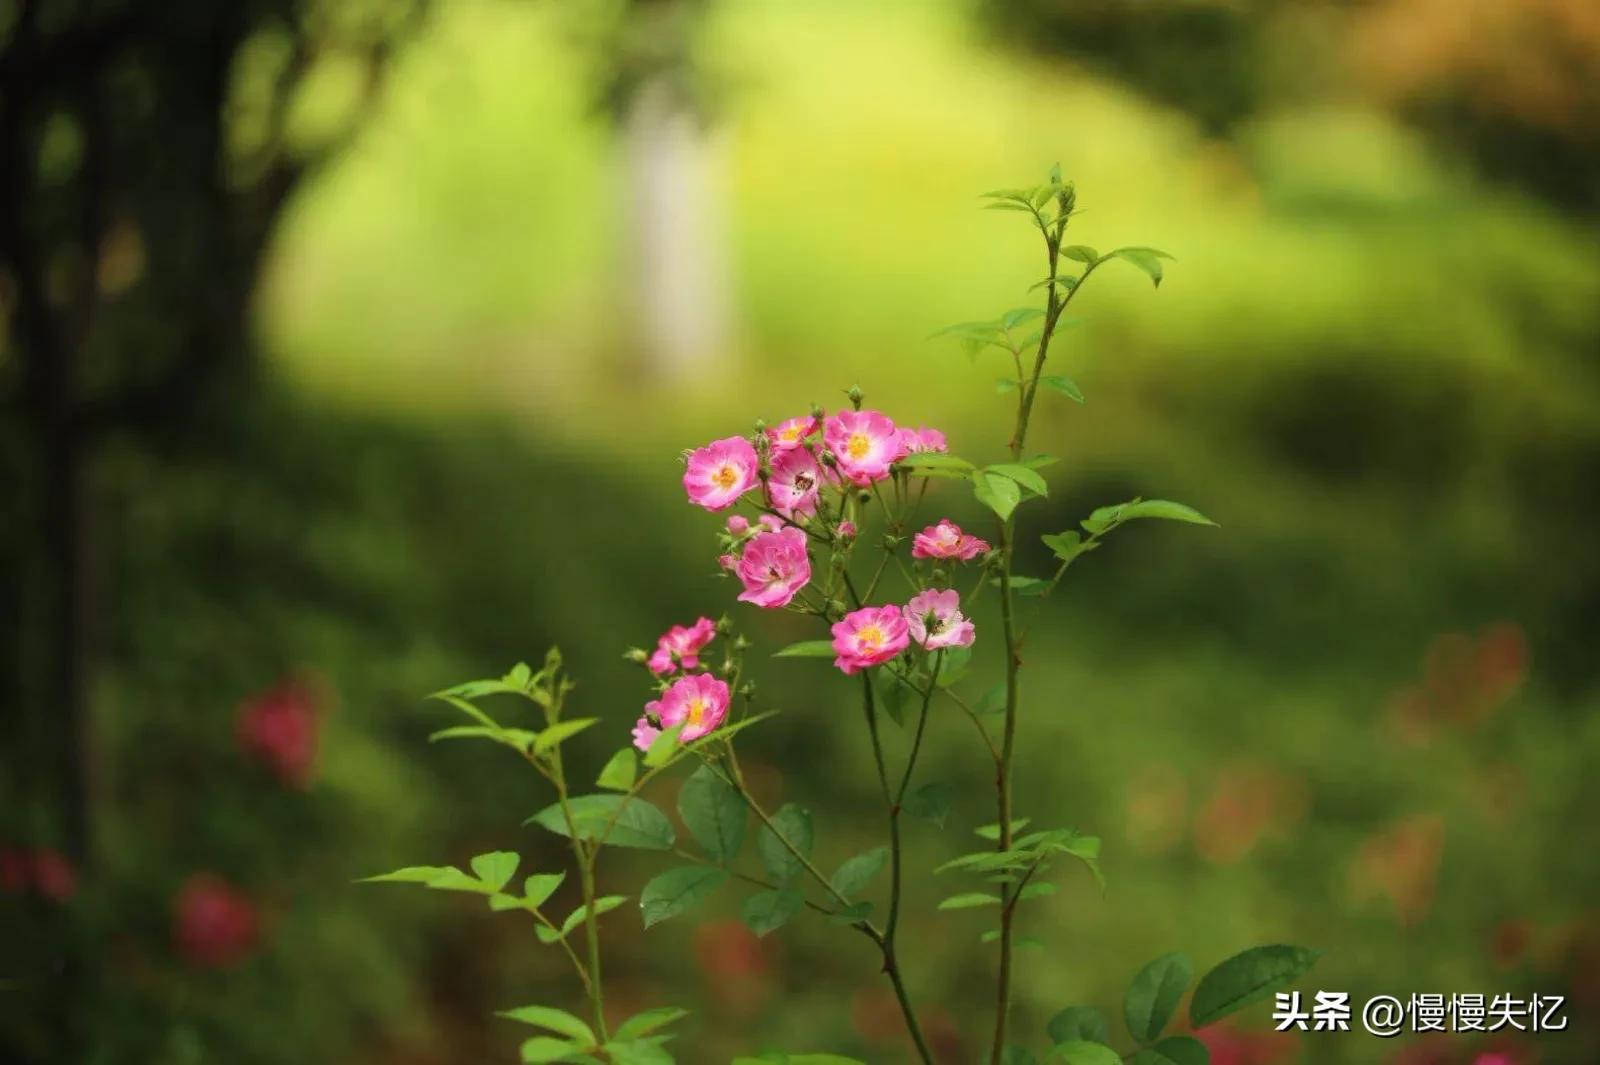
[716,614,734,635]
[810,402,824,419]
[846,384,863,410]
[739,681,756,699]
[819,450,837,467]
[623,647,648,664]
[733,634,751,651]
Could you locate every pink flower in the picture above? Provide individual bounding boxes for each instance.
[237,681,320,788]
[905,589,976,650]
[758,514,784,532]
[718,553,736,571]
[647,616,717,675]
[831,605,911,674]
[824,410,902,486]
[631,714,661,752]
[912,520,990,561]
[684,436,759,511]
[736,527,812,608]
[30,849,77,903]
[768,415,817,451]
[767,446,824,519]
[727,514,751,535]
[646,673,730,743]
[897,426,947,454]
[173,874,259,969]
[837,521,857,540]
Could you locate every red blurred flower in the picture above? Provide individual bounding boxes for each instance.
[237,679,321,787]
[1349,814,1446,925]
[0,847,29,892]
[693,918,767,981]
[31,849,77,902]
[173,874,259,968]
[1193,764,1308,865]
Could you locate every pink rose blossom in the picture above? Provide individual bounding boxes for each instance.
[684,436,759,511]
[824,410,902,486]
[837,521,857,540]
[646,673,730,743]
[897,426,947,454]
[173,874,259,969]
[759,514,784,532]
[831,605,911,674]
[912,520,990,561]
[647,616,717,675]
[718,553,737,571]
[766,446,824,519]
[736,527,812,608]
[726,514,751,535]
[768,415,817,451]
[632,714,661,752]
[237,681,320,788]
[904,589,976,650]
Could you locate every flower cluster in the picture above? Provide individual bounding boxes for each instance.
[832,590,975,673]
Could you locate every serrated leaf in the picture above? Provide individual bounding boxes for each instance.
[741,889,802,937]
[640,866,727,929]
[903,781,953,827]
[1047,1006,1110,1046]
[829,847,887,899]
[469,851,519,892]
[1041,375,1085,403]
[498,1005,596,1044]
[973,470,1022,520]
[612,1007,688,1041]
[527,794,675,850]
[773,640,836,658]
[597,748,637,791]
[535,717,598,754]
[1125,952,1193,1044]
[1189,945,1321,1029]
[938,892,1002,910]
[986,463,1049,497]
[758,804,813,885]
[678,763,748,862]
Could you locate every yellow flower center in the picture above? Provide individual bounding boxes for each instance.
[781,426,801,442]
[712,464,739,490]
[856,624,884,649]
[686,698,707,726]
[847,432,871,460]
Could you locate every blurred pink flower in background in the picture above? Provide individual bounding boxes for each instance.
[1349,813,1446,925]
[1386,623,1528,745]
[1193,763,1308,865]
[173,873,259,969]
[237,679,321,788]
[0,846,77,902]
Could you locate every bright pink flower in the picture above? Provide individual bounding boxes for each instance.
[684,436,759,511]
[898,426,947,454]
[645,673,730,743]
[631,714,661,752]
[912,520,990,561]
[831,605,910,674]
[173,874,259,969]
[758,514,784,532]
[736,527,811,608]
[824,410,902,486]
[237,681,320,787]
[727,514,751,535]
[718,553,736,571]
[766,446,824,519]
[648,616,717,675]
[905,589,976,650]
[837,521,857,540]
[768,416,817,451]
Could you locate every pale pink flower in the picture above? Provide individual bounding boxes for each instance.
[904,589,976,650]
[684,436,759,511]
[830,605,910,674]
[736,527,811,608]
[647,616,717,675]
[758,514,784,532]
[631,714,661,752]
[766,446,824,519]
[726,514,751,535]
[718,553,737,571]
[646,673,730,743]
[897,426,947,454]
[768,416,817,451]
[912,519,990,561]
[824,410,902,486]
[836,521,857,540]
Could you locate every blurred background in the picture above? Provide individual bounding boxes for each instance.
[2,0,1598,1063]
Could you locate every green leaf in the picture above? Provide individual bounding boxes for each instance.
[1002,1048,1039,1065]
[520,1036,581,1062]
[523,872,565,908]
[498,1005,596,1044]
[829,847,888,899]
[1040,375,1085,403]
[975,818,1030,841]
[534,717,598,755]
[1099,246,1173,288]
[1189,945,1321,1029]
[734,1056,867,1065]
[773,640,836,658]
[533,923,563,945]
[1047,1006,1110,1046]
[427,692,499,728]
[612,1007,688,1041]
[935,644,972,687]
[827,901,874,924]
[1117,499,1216,526]
[741,889,803,937]
[640,866,727,929]
[757,804,813,885]
[596,748,637,791]
[899,452,976,475]
[469,852,520,892]
[1019,881,1057,900]
[504,662,533,689]
[1051,1040,1121,1065]
[974,683,1007,716]
[642,723,686,767]
[677,764,747,862]
[986,463,1049,497]
[1130,1036,1210,1065]
[938,892,1002,910]
[560,895,627,936]
[1002,307,1045,329]
[604,1040,674,1065]
[1125,952,1193,1044]
[1062,245,1099,264]
[973,470,1022,520]
[874,667,910,728]
[359,865,455,885]
[527,794,675,851]
[996,377,1020,394]
[419,867,492,893]
[1042,531,1096,564]
[903,781,953,827]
